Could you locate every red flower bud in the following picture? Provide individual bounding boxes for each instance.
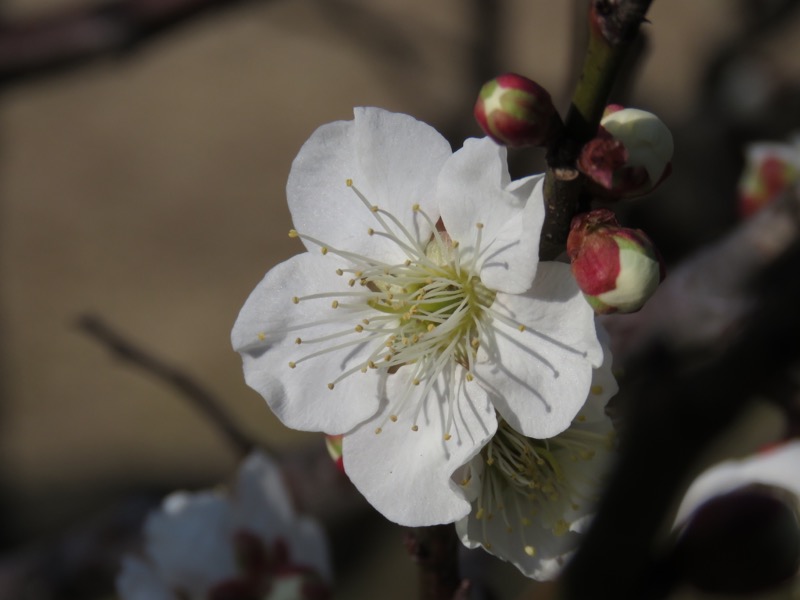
[474,73,558,148]
[567,209,664,314]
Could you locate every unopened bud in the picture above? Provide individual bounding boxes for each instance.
[474,73,558,148]
[325,434,344,473]
[673,484,800,594]
[578,106,673,199]
[738,140,800,218]
[567,209,664,314]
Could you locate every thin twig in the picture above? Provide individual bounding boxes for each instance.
[404,525,463,600]
[540,0,654,260]
[0,0,262,85]
[557,188,800,599]
[77,314,256,457]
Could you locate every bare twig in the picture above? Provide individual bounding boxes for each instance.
[557,188,800,599]
[0,0,262,85]
[604,185,800,366]
[540,0,654,260]
[77,314,256,457]
[404,525,464,600]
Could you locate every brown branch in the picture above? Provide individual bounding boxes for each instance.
[404,525,464,600]
[556,188,800,599]
[0,0,262,85]
[603,185,800,366]
[77,314,256,457]
[540,0,654,260]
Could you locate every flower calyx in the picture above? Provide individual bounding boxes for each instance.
[325,434,345,473]
[474,73,560,149]
[578,105,673,199]
[567,209,664,314]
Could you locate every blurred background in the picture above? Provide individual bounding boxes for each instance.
[1,0,799,598]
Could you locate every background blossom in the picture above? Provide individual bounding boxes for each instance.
[455,329,617,580]
[117,452,331,600]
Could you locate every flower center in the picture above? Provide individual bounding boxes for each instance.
[277,179,504,438]
[463,418,614,557]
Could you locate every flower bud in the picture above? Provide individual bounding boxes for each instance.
[474,73,558,148]
[578,106,673,199]
[672,484,800,594]
[567,209,664,314]
[737,141,800,218]
[325,434,344,473]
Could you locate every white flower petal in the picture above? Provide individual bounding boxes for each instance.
[234,452,332,582]
[116,557,176,600]
[437,138,545,294]
[232,253,380,434]
[456,509,581,581]
[342,368,497,526]
[456,356,617,581]
[144,491,237,597]
[287,107,451,263]
[475,262,602,438]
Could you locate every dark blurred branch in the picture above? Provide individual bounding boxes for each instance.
[77,314,256,457]
[556,187,800,599]
[540,0,653,260]
[0,0,262,85]
[604,184,800,364]
[404,525,465,600]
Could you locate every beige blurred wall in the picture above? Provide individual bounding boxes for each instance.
[0,0,796,596]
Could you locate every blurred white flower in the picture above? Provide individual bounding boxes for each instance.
[232,107,603,526]
[672,441,800,594]
[676,440,800,525]
[117,452,331,600]
[455,331,617,581]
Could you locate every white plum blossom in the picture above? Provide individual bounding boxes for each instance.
[455,331,617,580]
[116,452,331,600]
[232,108,603,526]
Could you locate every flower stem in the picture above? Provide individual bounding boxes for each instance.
[539,0,654,260]
[77,314,257,457]
[404,524,464,600]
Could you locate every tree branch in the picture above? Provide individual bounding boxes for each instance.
[557,187,800,599]
[0,0,262,85]
[404,525,464,600]
[77,314,257,457]
[540,0,654,260]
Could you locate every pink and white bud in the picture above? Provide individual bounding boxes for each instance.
[474,73,558,148]
[579,106,673,199]
[567,209,664,314]
[737,140,800,218]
